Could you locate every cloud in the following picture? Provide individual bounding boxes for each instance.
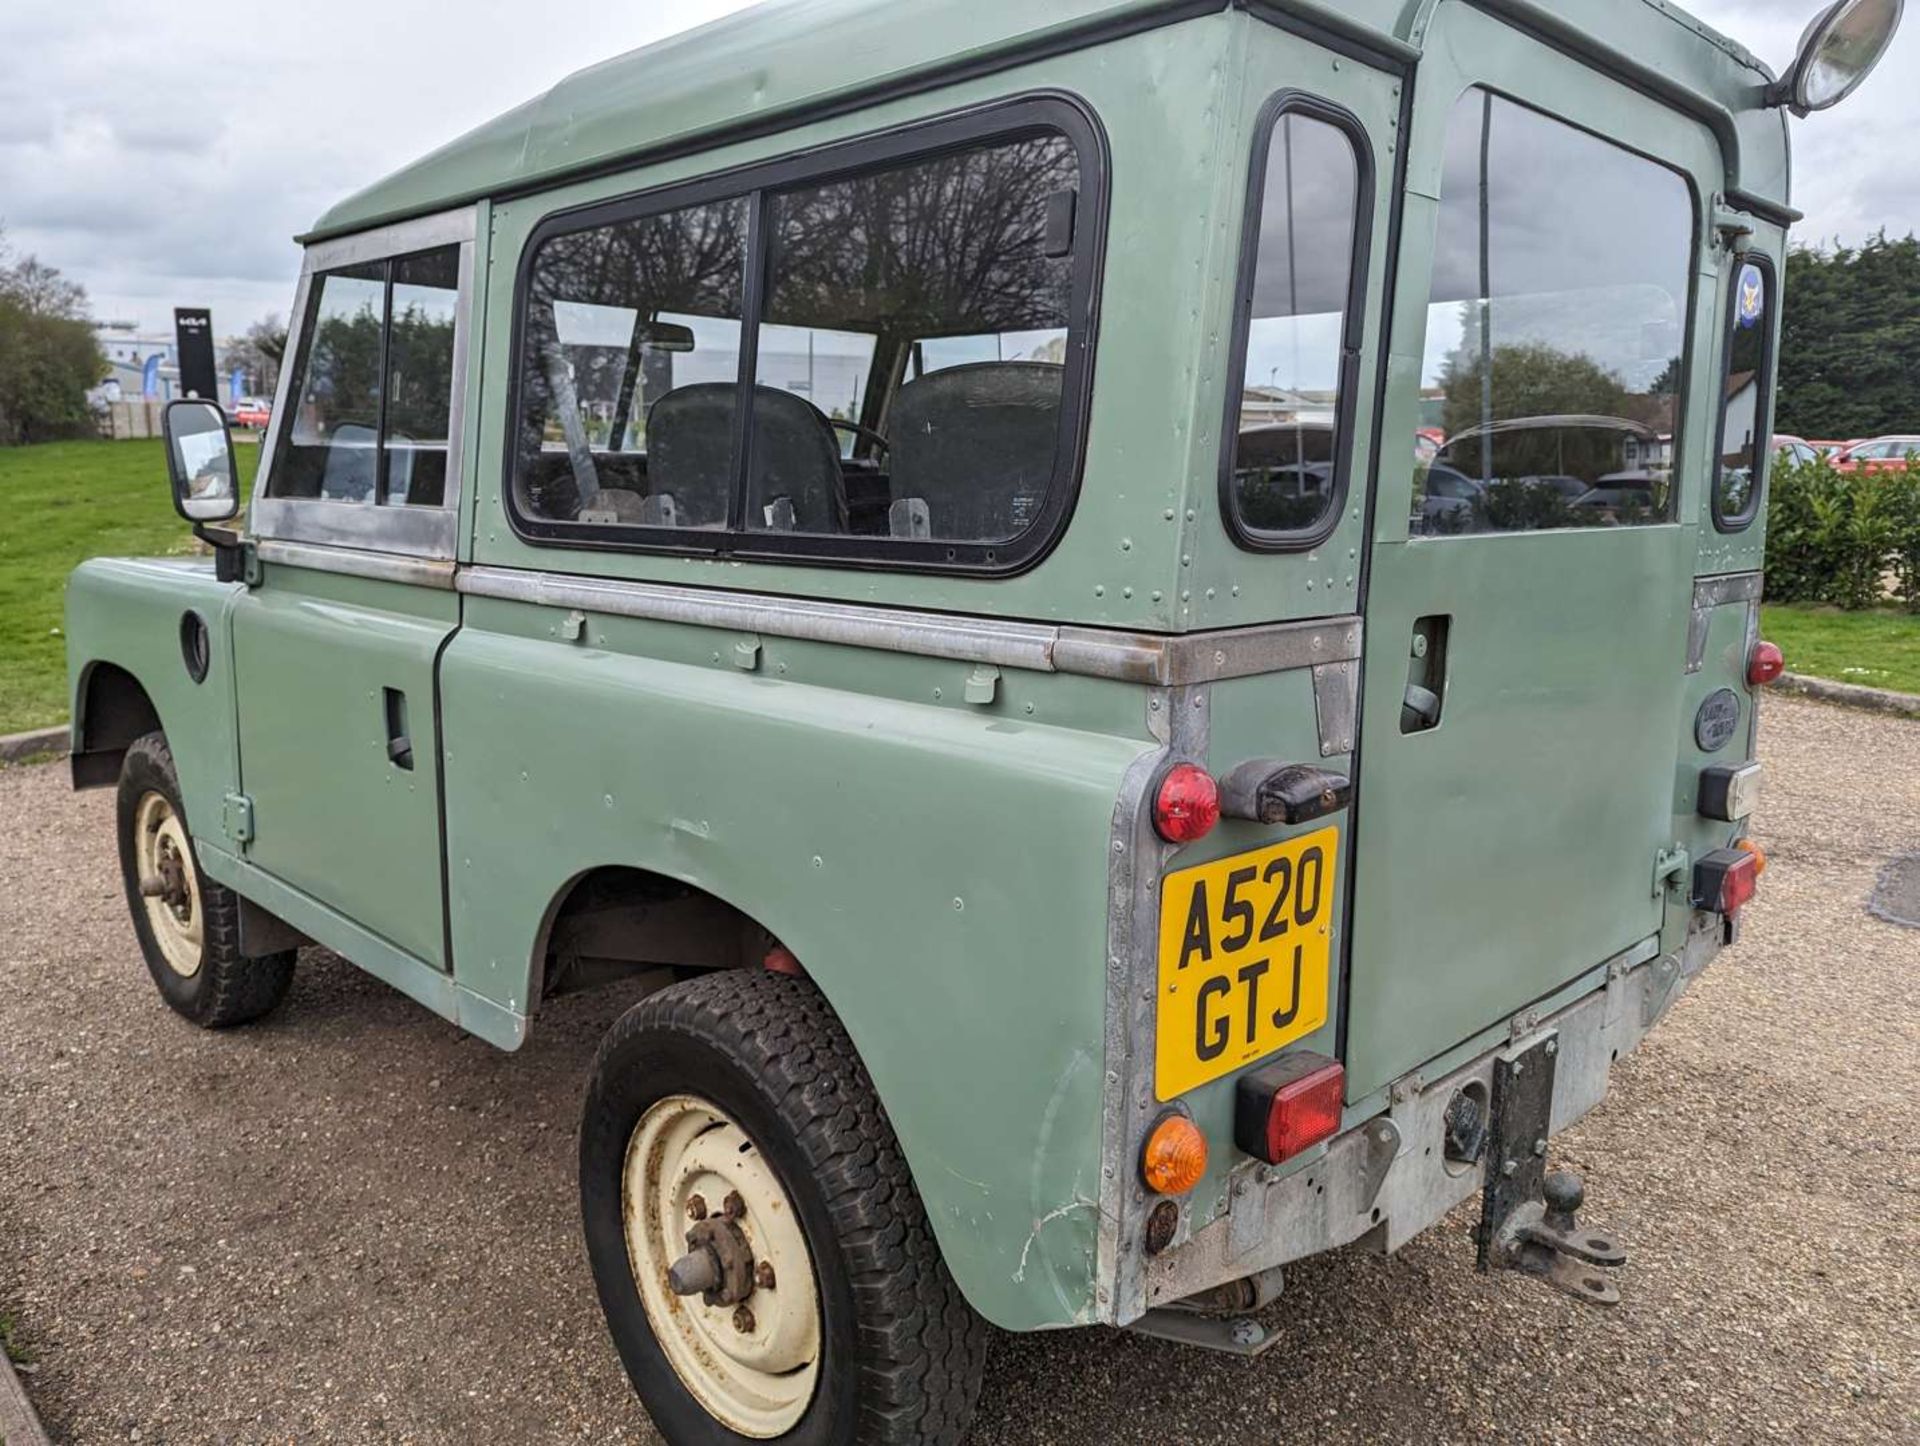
[0,0,758,333]
[0,0,1911,335]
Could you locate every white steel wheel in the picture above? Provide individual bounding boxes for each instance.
[623,1093,821,1439]
[132,789,203,978]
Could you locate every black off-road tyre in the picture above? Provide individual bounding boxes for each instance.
[116,731,296,1027]
[580,968,988,1446]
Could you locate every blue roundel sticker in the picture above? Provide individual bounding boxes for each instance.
[1736,263,1766,330]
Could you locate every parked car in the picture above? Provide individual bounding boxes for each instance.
[1832,435,1920,473]
[59,0,1886,1438]
[228,396,273,429]
[1772,435,1818,467]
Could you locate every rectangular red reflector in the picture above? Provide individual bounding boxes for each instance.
[1234,1051,1345,1165]
[1693,847,1758,916]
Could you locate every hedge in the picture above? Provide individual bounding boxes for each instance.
[1764,456,1920,612]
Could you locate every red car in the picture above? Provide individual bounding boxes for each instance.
[1831,435,1920,474]
[228,396,273,429]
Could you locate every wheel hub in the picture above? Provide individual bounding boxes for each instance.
[671,1215,757,1306]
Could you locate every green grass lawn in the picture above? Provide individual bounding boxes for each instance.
[1762,602,1920,696]
[0,439,259,735]
[3,439,1915,734]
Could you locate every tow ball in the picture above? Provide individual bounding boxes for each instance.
[1472,1031,1627,1306]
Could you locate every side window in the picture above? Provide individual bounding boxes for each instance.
[1412,91,1694,536]
[273,263,384,501]
[1223,100,1369,547]
[514,197,749,529]
[385,249,461,508]
[270,244,463,507]
[753,134,1078,545]
[505,103,1097,571]
[1714,257,1774,528]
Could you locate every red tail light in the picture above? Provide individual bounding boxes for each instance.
[1153,763,1220,844]
[1748,640,1785,687]
[1234,1052,1344,1165]
[1693,848,1759,916]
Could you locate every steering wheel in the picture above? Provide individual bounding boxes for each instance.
[830,418,890,455]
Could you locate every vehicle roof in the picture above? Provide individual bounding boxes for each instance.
[1443,414,1661,441]
[305,0,1787,243]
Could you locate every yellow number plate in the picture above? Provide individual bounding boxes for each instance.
[1155,826,1338,1100]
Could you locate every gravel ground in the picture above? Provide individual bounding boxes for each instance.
[2,694,1914,1444]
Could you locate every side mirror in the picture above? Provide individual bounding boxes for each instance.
[1774,0,1903,114]
[162,399,241,524]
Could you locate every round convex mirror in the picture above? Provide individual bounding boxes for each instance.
[1790,0,1903,113]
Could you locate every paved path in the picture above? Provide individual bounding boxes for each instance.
[1,695,1914,1443]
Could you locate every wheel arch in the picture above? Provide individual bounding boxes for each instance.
[70,659,163,789]
[527,862,772,1008]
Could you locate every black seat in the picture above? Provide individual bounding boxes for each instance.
[887,362,1064,541]
[646,384,847,533]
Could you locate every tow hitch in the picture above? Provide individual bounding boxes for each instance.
[1474,1031,1627,1306]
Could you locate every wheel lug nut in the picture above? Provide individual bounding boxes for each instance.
[732,1305,755,1333]
[687,1194,708,1222]
[755,1262,776,1291]
[723,1191,746,1221]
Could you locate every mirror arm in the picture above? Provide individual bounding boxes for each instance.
[192,522,249,584]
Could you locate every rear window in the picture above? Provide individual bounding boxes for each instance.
[1412,91,1694,537]
[508,101,1100,572]
[1221,98,1371,548]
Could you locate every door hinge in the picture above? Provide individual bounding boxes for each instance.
[224,792,255,846]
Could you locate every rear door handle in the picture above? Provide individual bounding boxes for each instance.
[1401,615,1451,734]
[383,687,415,771]
[1402,683,1443,729]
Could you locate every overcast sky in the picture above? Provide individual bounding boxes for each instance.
[0,0,1912,337]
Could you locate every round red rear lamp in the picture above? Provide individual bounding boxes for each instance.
[1748,640,1785,687]
[1153,763,1219,844]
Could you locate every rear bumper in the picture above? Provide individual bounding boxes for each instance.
[1136,914,1723,1315]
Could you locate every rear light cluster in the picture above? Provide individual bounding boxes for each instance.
[1152,763,1220,844]
[1748,639,1785,687]
[1693,846,1760,916]
[1234,1052,1345,1166]
[1698,762,1763,822]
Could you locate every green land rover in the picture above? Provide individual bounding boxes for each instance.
[64,0,1900,1440]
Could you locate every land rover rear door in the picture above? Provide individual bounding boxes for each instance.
[1343,7,1719,1099]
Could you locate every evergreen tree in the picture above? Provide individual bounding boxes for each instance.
[1777,232,1920,439]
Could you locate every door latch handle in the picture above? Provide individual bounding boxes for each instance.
[1401,616,1451,734]
[383,687,415,772]
[1402,683,1443,729]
